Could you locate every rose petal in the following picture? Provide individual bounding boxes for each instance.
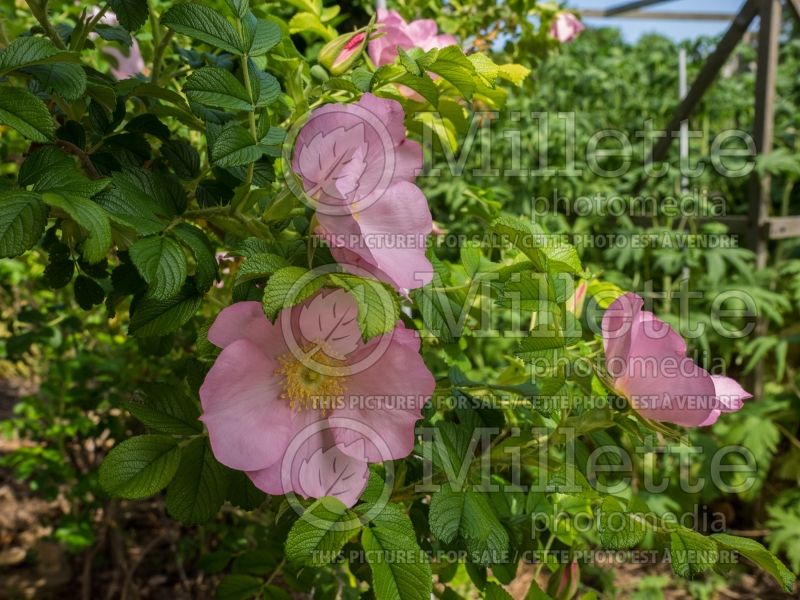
[199,339,293,471]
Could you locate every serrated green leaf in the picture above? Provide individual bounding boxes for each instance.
[362,510,432,600]
[124,382,202,435]
[211,122,262,168]
[130,235,188,300]
[0,191,48,258]
[0,37,78,73]
[160,140,200,179]
[235,252,289,284]
[597,497,646,550]
[244,17,282,56]
[669,527,718,578]
[41,192,111,263]
[712,533,796,592]
[253,69,281,106]
[166,437,227,523]
[129,285,202,336]
[428,46,476,99]
[262,266,324,320]
[285,497,361,566]
[109,0,149,30]
[172,223,218,292]
[0,86,55,142]
[99,434,182,499]
[24,63,87,101]
[161,4,242,54]
[429,486,509,565]
[328,273,399,340]
[184,67,253,111]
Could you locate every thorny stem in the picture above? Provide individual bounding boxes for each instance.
[151,30,174,84]
[55,139,102,179]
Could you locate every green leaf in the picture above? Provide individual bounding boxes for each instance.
[184,67,253,111]
[597,497,645,550]
[123,382,202,435]
[243,17,282,56]
[0,86,55,142]
[328,274,400,340]
[172,223,218,292]
[235,252,289,285]
[225,469,267,511]
[44,258,75,289]
[491,216,581,275]
[99,434,182,499]
[41,192,111,263]
[129,235,188,300]
[669,527,718,578]
[73,275,105,309]
[252,69,281,107]
[484,582,513,600]
[24,63,87,101]
[161,4,242,54]
[362,510,432,600]
[712,533,796,592]
[224,0,249,18]
[428,46,476,99]
[0,191,48,258]
[97,168,184,234]
[216,574,263,600]
[429,486,509,565]
[109,0,149,31]
[166,437,227,524]
[129,285,203,337]
[0,37,77,73]
[285,497,361,566]
[160,140,201,179]
[262,266,324,320]
[211,122,262,168]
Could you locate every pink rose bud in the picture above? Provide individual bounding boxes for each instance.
[550,12,585,44]
[547,561,580,600]
[602,292,751,427]
[319,30,369,75]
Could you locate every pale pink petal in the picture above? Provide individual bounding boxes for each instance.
[296,288,361,358]
[712,375,751,412]
[407,19,438,44]
[332,325,434,461]
[615,355,717,427]
[207,301,277,350]
[199,339,293,471]
[319,181,433,290]
[297,439,369,507]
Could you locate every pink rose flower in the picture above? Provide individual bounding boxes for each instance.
[103,43,145,80]
[550,12,585,44]
[87,8,145,79]
[292,93,433,290]
[368,8,458,67]
[602,293,750,427]
[199,290,435,507]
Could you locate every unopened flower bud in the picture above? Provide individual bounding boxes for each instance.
[319,30,368,75]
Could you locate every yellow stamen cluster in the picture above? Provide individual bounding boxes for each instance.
[273,345,348,413]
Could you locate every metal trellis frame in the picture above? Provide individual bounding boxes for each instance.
[583,0,800,396]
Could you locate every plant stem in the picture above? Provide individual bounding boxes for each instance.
[151,30,174,84]
[27,0,67,49]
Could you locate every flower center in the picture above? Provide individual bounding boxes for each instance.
[274,345,348,413]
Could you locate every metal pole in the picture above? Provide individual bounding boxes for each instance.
[679,48,689,193]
